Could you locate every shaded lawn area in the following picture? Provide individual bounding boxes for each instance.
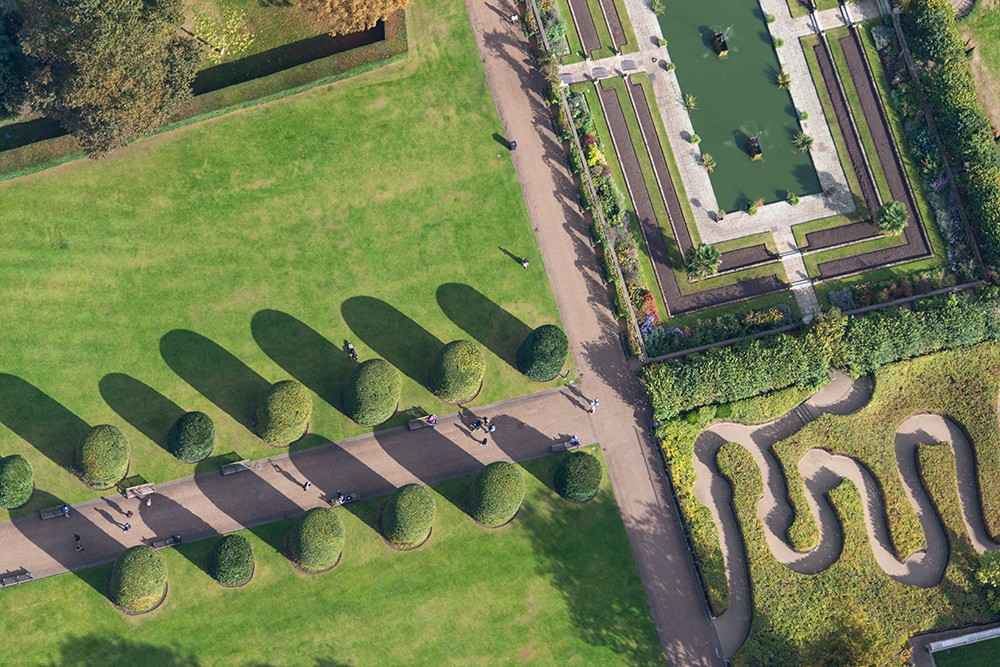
[0,0,562,521]
[935,636,1000,667]
[184,0,322,57]
[962,3,1000,129]
[0,454,663,666]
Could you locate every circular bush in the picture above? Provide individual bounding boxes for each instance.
[554,451,603,503]
[255,380,313,446]
[288,507,345,572]
[516,324,568,382]
[0,455,33,509]
[469,461,525,527]
[429,340,485,402]
[76,424,130,489]
[343,359,402,426]
[108,545,167,612]
[381,484,436,548]
[207,534,254,586]
[167,411,216,463]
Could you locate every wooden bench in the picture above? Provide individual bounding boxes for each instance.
[329,491,361,507]
[0,571,31,587]
[39,505,70,520]
[407,417,436,431]
[221,460,252,476]
[551,439,582,453]
[150,535,182,549]
[124,483,155,500]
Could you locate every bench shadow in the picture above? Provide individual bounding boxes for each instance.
[340,296,443,387]
[160,329,270,432]
[250,309,353,414]
[487,416,560,489]
[435,283,532,369]
[0,374,90,471]
[99,373,186,454]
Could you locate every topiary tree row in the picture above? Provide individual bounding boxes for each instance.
[468,461,525,526]
[76,424,130,489]
[381,483,436,548]
[288,507,345,572]
[0,454,33,509]
[517,324,568,382]
[108,545,168,612]
[168,411,216,463]
[429,340,485,403]
[554,451,603,503]
[255,380,313,446]
[344,359,402,426]
[208,534,255,586]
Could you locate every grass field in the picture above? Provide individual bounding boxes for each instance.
[963,2,1000,128]
[0,453,663,666]
[935,636,1000,667]
[657,342,1000,662]
[0,0,563,521]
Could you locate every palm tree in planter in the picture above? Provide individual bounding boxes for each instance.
[684,243,721,279]
[793,131,814,152]
[875,201,909,235]
[776,70,792,90]
[701,152,716,173]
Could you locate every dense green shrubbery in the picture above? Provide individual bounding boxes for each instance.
[167,411,216,463]
[516,324,568,381]
[468,461,525,526]
[343,359,401,426]
[75,424,130,488]
[208,534,254,586]
[554,451,603,502]
[0,454,33,508]
[381,483,436,547]
[108,545,168,612]
[645,291,1000,419]
[288,507,344,572]
[255,380,312,446]
[429,340,485,402]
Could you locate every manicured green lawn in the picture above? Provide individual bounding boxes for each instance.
[963,3,1000,123]
[0,453,663,666]
[935,636,1000,667]
[185,0,319,56]
[0,0,562,521]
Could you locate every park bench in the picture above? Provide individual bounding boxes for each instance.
[39,505,70,520]
[329,491,361,507]
[551,439,582,453]
[124,483,155,500]
[221,459,252,476]
[0,571,31,587]
[407,416,437,431]
[150,535,182,549]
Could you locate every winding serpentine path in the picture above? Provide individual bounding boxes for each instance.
[694,372,1000,659]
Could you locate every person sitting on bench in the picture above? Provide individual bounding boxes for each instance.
[336,490,346,504]
[427,415,437,427]
[569,435,580,447]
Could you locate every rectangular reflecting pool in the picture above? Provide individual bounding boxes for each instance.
[658,0,821,212]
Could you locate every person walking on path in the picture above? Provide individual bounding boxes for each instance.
[587,398,599,414]
[75,543,84,552]
[479,438,489,447]
[122,522,131,533]
[521,258,529,269]
[487,423,496,434]
[72,534,80,543]
[303,481,312,492]
[145,498,152,508]
[61,505,70,519]
[471,419,484,432]
[125,510,133,518]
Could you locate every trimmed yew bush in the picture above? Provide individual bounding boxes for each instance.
[255,380,312,446]
[76,424,130,489]
[108,545,167,612]
[167,411,216,463]
[516,324,568,382]
[208,534,254,586]
[288,507,344,572]
[381,483,435,547]
[468,461,525,526]
[554,451,603,502]
[429,340,485,402]
[0,454,33,509]
[343,359,402,426]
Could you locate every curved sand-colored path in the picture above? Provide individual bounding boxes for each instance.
[694,373,1000,659]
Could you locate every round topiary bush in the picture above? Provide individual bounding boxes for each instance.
[516,324,568,382]
[108,545,167,612]
[288,507,345,572]
[468,461,525,527]
[343,359,402,426]
[0,454,34,509]
[76,424,130,489]
[429,340,485,403]
[381,484,436,548]
[255,380,313,446]
[554,451,603,503]
[167,411,216,463]
[207,534,254,587]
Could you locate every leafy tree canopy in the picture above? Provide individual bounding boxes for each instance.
[297,0,413,36]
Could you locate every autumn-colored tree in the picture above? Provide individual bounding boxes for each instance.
[297,0,413,36]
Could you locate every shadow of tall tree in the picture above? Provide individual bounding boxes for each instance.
[160,330,269,431]
[340,296,443,387]
[435,283,532,369]
[138,494,218,577]
[0,374,90,471]
[251,309,352,413]
[50,636,201,666]
[99,373,185,454]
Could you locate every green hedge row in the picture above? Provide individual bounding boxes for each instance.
[255,380,313,446]
[381,483,436,547]
[208,534,254,586]
[76,424,130,489]
[0,454,33,509]
[108,545,167,612]
[288,507,345,572]
[554,451,603,503]
[469,461,525,526]
[645,290,1000,420]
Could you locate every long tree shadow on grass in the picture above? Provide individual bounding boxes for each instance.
[435,283,532,369]
[138,494,218,578]
[250,309,354,413]
[99,373,186,454]
[160,330,270,431]
[517,470,665,665]
[0,374,90,472]
[52,636,202,666]
[340,296,443,387]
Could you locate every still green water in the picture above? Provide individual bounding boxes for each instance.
[657,0,821,212]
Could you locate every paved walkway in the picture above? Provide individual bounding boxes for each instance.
[467,1,724,664]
